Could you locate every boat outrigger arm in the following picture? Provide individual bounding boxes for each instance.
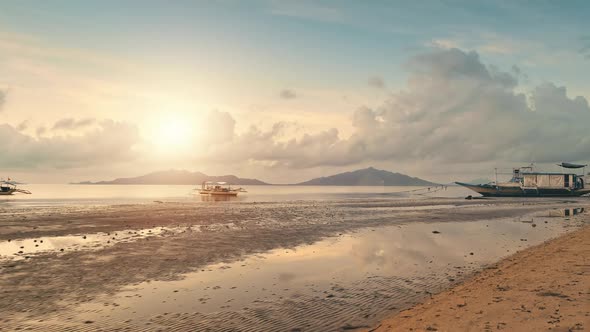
[13,188,32,194]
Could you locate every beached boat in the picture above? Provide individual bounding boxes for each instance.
[456,163,590,197]
[197,181,245,196]
[0,180,32,195]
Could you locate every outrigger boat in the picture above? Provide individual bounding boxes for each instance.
[197,181,246,196]
[0,180,32,195]
[456,163,590,197]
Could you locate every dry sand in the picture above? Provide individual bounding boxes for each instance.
[371,224,590,332]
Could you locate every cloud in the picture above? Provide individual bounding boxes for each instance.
[16,121,28,131]
[202,124,348,168]
[428,33,539,57]
[51,118,96,131]
[428,39,461,50]
[367,76,385,89]
[348,49,590,164]
[580,35,590,60]
[204,110,235,144]
[36,126,47,137]
[0,120,140,169]
[4,47,588,174]
[199,48,590,168]
[0,89,5,111]
[279,89,298,100]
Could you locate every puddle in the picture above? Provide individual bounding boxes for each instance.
[65,208,588,331]
[364,204,464,211]
[0,226,189,260]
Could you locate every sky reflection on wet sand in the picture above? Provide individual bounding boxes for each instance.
[63,208,587,330]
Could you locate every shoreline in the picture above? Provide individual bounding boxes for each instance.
[369,223,590,332]
[0,198,580,241]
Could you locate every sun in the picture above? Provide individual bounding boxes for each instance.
[154,116,192,149]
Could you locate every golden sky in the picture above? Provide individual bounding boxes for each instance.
[1,1,589,183]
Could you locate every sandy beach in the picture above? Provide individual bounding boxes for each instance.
[1,197,589,331]
[371,224,590,332]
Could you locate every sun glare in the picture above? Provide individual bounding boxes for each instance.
[154,117,192,149]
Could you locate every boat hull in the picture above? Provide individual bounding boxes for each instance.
[199,190,239,196]
[209,192,238,196]
[455,182,590,197]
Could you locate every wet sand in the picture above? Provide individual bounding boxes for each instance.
[371,224,590,332]
[0,198,589,331]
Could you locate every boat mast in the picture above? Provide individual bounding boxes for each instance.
[494,168,498,185]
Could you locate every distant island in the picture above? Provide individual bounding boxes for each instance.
[75,170,268,185]
[296,167,438,186]
[75,167,438,186]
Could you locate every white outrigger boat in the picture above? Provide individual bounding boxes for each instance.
[456,163,590,197]
[0,180,32,195]
[197,181,246,196]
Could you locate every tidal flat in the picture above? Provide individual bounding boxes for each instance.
[0,197,588,331]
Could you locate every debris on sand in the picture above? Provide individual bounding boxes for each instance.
[340,323,370,330]
[537,291,569,298]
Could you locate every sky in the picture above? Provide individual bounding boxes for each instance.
[1,0,590,184]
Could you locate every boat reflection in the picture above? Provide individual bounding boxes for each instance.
[199,194,241,202]
[547,207,585,217]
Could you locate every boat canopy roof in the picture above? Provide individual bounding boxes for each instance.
[522,172,578,176]
[558,162,587,169]
[204,181,228,185]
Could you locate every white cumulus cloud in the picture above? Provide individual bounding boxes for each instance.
[198,48,590,168]
[0,120,140,169]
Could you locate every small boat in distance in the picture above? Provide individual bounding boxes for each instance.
[197,181,246,196]
[456,163,590,197]
[0,180,32,195]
